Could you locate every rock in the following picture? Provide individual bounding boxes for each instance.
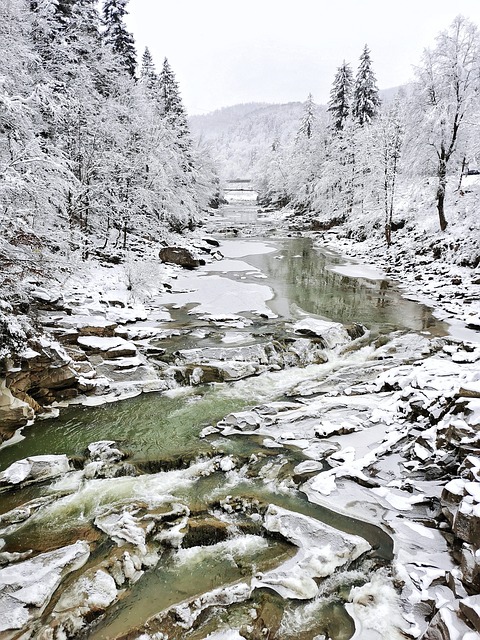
[345,323,366,340]
[77,336,137,358]
[0,381,34,435]
[459,595,480,633]
[53,568,117,619]
[220,410,264,431]
[0,541,90,633]
[37,365,77,389]
[422,603,478,639]
[87,441,126,463]
[293,318,351,349]
[251,505,371,599]
[57,315,118,337]
[182,517,230,548]
[0,455,71,487]
[159,247,201,269]
[460,544,480,592]
[82,441,135,479]
[202,237,220,247]
[453,497,480,545]
[177,362,259,384]
[94,510,147,553]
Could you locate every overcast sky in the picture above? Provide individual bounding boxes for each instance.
[125,0,480,115]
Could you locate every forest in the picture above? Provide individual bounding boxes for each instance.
[0,0,219,358]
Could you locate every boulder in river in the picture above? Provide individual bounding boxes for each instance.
[0,541,90,633]
[0,454,71,487]
[252,504,371,600]
[159,246,203,269]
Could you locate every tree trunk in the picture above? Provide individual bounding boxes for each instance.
[457,156,466,192]
[123,220,128,249]
[385,223,392,246]
[436,159,448,231]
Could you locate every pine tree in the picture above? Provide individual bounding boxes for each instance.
[140,47,157,92]
[102,0,136,77]
[352,45,380,125]
[158,57,190,142]
[328,61,353,131]
[297,93,316,140]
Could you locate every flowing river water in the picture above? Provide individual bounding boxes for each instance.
[0,190,449,639]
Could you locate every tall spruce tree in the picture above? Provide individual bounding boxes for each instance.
[328,61,353,131]
[102,0,136,77]
[352,45,380,125]
[140,47,157,92]
[158,57,190,142]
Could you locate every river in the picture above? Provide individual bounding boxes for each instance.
[0,189,448,639]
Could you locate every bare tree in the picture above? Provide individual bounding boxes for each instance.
[413,15,480,231]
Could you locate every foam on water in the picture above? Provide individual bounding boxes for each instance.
[175,535,269,566]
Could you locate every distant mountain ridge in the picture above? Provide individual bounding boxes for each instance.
[190,87,405,179]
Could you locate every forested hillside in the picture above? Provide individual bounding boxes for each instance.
[190,18,480,273]
[190,101,325,180]
[0,0,219,356]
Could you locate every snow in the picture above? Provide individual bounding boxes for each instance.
[0,541,90,632]
[156,271,277,319]
[218,239,276,258]
[251,505,370,599]
[0,455,70,485]
[204,631,246,640]
[328,263,387,281]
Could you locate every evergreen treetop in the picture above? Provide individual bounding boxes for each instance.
[328,61,353,131]
[352,45,380,125]
[158,57,191,141]
[141,48,156,82]
[102,0,136,77]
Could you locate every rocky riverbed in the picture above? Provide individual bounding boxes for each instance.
[0,197,479,639]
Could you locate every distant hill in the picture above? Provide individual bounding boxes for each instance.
[190,87,406,180]
[189,103,271,140]
[190,101,325,180]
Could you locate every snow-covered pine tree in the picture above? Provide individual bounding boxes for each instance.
[140,47,157,92]
[352,45,380,126]
[327,61,353,131]
[52,0,76,26]
[158,58,191,144]
[102,0,136,77]
[296,93,316,140]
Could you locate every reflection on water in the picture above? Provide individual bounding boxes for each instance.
[241,237,444,334]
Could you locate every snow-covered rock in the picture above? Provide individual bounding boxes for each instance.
[293,317,352,348]
[0,380,34,434]
[0,541,90,633]
[77,336,137,358]
[251,505,371,599]
[0,454,70,487]
[94,510,147,553]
